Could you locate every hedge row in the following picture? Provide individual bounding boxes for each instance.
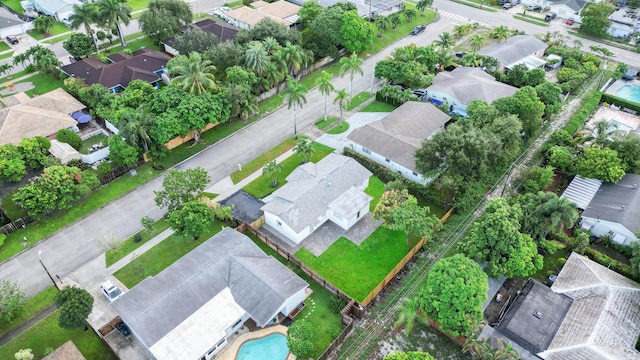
[601,93,640,114]
[584,247,638,281]
[564,91,602,134]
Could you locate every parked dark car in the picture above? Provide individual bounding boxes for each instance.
[455,51,467,58]
[410,25,426,35]
[545,12,557,21]
[115,322,130,337]
[6,36,18,45]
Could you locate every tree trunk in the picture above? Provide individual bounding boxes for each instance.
[116,22,127,49]
[324,94,327,122]
[349,75,353,96]
[339,104,343,126]
[293,104,297,138]
[405,232,410,251]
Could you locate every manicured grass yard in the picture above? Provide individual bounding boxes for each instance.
[0,287,57,338]
[127,0,149,11]
[2,0,22,13]
[360,101,397,113]
[345,92,372,111]
[367,9,438,54]
[80,134,109,154]
[20,73,66,97]
[0,310,116,360]
[315,117,338,130]
[27,23,71,41]
[1,190,26,220]
[114,219,224,288]
[0,42,11,52]
[230,137,300,184]
[365,176,385,212]
[531,242,570,283]
[105,218,169,267]
[327,121,350,135]
[242,142,334,199]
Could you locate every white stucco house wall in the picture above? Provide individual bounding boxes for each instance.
[0,8,33,37]
[548,0,586,20]
[225,0,300,30]
[261,153,373,244]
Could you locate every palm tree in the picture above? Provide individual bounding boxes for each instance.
[96,0,132,49]
[318,70,335,122]
[119,108,154,152]
[393,297,425,335]
[279,41,307,77]
[469,34,486,51]
[262,36,280,54]
[69,3,98,51]
[264,61,286,90]
[416,0,433,16]
[263,160,282,187]
[453,25,466,39]
[33,15,55,36]
[403,8,417,23]
[433,32,453,52]
[334,89,351,127]
[338,52,363,96]
[168,52,218,95]
[542,195,579,234]
[521,192,579,240]
[245,42,271,76]
[389,13,401,30]
[294,139,315,163]
[374,15,390,37]
[0,64,13,78]
[281,76,308,138]
[12,52,28,70]
[491,25,510,43]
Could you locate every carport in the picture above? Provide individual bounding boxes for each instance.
[219,190,265,224]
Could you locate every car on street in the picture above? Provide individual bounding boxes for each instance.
[455,51,467,58]
[101,280,124,302]
[566,18,574,25]
[410,25,426,35]
[545,12,557,21]
[6,36,18,45]
[503,3,514,9]
[527,4,541,10]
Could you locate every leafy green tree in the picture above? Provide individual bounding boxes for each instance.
[609,133,640,174]
[389,12,402,30]
[418,254,488,337]
[139,0,192,42]
[416,0,433,16]
[505,64,528,87]
[287,320,314,358]
[117,107,155,152]
[168,52,219,95]
[293,139,315,163]
[263,160,282,187]
[575,146,625,183]
[393,297,426,336]
[523,166,555,194]
[433,32,453,52]
[19,137,50,169]
[63,33,95,59]
[523,68,546,87]
[298,0,323,25]
[33,15,54,35]
[168,200,214,240]
[0,144,26,182]
[333,89,351,127]
[385,351,435,360]
[580,3,615,37]
[519,191,579,240]
[301,5,343,58]
[467,100,500,128]
[486,114,523,160]
[535,82,563,116]
[340,10,375,53]
[493,86,545,138]
[56,129,83,151]
[178,92,231,143]
[23,45,61,78]
[318,70,335,122]
[69,3,98,50]
[107,135,139,167]
[53,286,94,330]
[373,189,441,250]
[78,83,115,113]
[459,198,543,278]
[205,41,246,78]
[281,77,308,138]
[630,242,640,277]
[236,18,300,46]
[154,167,210,212]
[117,79,155,109]
[339,52,363,96]
[96,0,132,48]
[0,281,27,323]
[173,28,219,54]
[547,146,574,172]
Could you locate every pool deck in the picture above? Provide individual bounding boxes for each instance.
[216,325,296,360]
[606,79,640,97]
[588,106,640,131]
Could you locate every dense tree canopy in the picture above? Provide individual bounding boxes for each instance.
[580,3,615,37]
[418,254,488,337]
[575,146,625,183]
[519,191,579,241]
[340,10,375,53]
[287,320,314,358]
[167,200,215,240]
[535,81,563,116]
[154,167,210,212]
[493,86,545,138]
[54,286,94,329]
[63,33,95,59]
[609,133,640,174]
[173,28,219,55]
[139,0,192,42]
[302,5,343,58]
[236,19,300,46]
[0,280,27,323]
[0,143,26,182]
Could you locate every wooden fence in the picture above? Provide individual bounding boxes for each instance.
[318,318,355,360]
[98,159,145,185]
[0,215,35,235]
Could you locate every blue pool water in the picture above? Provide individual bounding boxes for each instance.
[236,333,289,360]
[616,85,640,104]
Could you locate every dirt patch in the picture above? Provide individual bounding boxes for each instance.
[484,278,525,327]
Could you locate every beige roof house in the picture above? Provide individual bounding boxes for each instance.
[0,88,85,145]
[226,0,300,29]
[42,340,86,360]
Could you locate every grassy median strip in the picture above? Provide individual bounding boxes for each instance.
[346,92,372,111]
[513,14,550,26]
[359,101,397,112]
[230,137,300,184]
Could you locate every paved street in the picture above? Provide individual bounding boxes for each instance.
[2,2,640,297]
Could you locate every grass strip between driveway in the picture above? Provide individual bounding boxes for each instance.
[230,137,300,184]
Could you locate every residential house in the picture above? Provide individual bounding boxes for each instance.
[0,88,85,145]
[110,228,309,360]
[160,19,239,56]
[478,35,548,71]
[24,0,93,22]
[562,174,640,245]
[0,8,33,37]
[288,0,404,17]
[548,0,586,20]
[225,0,300,30]
[42,341,86,360]
[261,153,373,244]
[346,101,450,185]
[608,7,640,38]
[424,67,518,117]
[61,49,170,93]
[481,252,640,359]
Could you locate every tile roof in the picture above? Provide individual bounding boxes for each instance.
[161,19,239,48]
[42,341,86,360]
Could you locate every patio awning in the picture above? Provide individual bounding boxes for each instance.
[77,114,92,124]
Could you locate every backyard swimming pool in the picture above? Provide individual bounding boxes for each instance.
[616,85,640,104]
[236,333,289,360]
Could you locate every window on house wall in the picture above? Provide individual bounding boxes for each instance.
[362,147,371,154]
[277,220,282,226]
[385,158,390,162]
[231,318,242,330]
[412,172,418,176]
[357,210,361,219]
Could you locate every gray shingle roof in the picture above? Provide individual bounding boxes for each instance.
[581,174,640,235]
[478,35,548,68]
[347,101,450,171]
[260,154,372,232]
[428,67,518,106]
[0,8,26,29]
[549,0,587,12]
[110,228,308,348]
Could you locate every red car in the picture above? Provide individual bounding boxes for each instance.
[566,19,574,25]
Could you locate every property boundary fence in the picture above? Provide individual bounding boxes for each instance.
[318,318,354,360]
[98,159,145,185]
[0,215,35,235]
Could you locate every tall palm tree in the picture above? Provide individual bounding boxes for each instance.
[393,297,425,336]
[318,70,335,122]
[293,139,315,163]
[281,76,308,138]
[491,25,510,43]
[0,64,12,77]
[334,89,351,126]
[245,42,271,76]
[433,32,453,52]
[416,0,433,16]
[279,41,307,77]
[469,34,486,51]
[33,15,54,36]
[374,15,390,37]
[338,52,363,96]
[168,52,218,95]
[389,12,401,30]
[69,3,98,51]
[453,25,466,39]
[261,36,280,54]
[521,192,578,240]
[263,160,282,187]
[403,8,417,23]
[119,108,154,152]
[96,0,132,49]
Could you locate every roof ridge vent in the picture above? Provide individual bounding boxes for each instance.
[533,311,542,319]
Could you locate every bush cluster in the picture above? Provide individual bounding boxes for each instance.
[564,91,602,134]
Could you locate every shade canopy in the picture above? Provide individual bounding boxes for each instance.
[77,114,92,124]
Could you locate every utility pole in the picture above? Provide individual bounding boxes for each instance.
[38,251,58,288]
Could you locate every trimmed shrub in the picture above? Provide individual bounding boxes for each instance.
[584,247,637,281]
[564,91,602,134]
[601,93,640,114]
[56,129,83,151]
[96,162,113,176]
[133,233,142,243]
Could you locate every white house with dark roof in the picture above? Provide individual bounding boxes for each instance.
[346,101,450,185]
[110,228,309,360]
[548,0,586,20]
[260,153,373,244]
[424,67,518,117]
[478,35,548,71]
[561,174,640,245]
[480,252,640,359]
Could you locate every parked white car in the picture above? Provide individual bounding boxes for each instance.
[100,280,124,302]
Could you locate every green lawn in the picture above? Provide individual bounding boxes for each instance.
[230,137,300,184]
[327,121,350,135]
[105,218,170,267]
[0,287,57,338]
[365,176,385,212]
[0,51,13,60]
[0,310,116,360]
[367,9,438,54]
[106,37,161,53]
[127,0,149,11]
[2,0,23,13]
[315,117,338,130]
[360,101,397,113]
[80,134,109,154]
[242,142,334,199]
[20,73,66,97]
[1,190,26,220]
[114,220,224,288]
[0,69,30,84]
[43,33,73,45]
[27,23,71,41]
[345,92,372,111]
[246,233,344,359]
[531,242,570,283]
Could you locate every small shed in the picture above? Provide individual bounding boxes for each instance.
[546,54,563,69]
[49,139,81,164]
[623,69,637,80]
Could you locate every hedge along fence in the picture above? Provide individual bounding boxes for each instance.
[601,93,640,114]
[584,247,638,282]
[564,91,602,134]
